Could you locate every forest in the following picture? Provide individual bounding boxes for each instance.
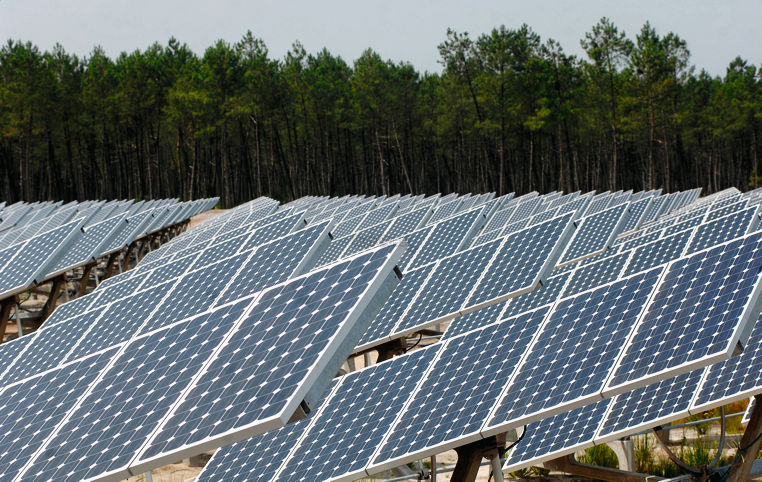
[0,18,760,206]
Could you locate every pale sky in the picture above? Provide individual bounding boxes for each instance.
[0,0,759,76]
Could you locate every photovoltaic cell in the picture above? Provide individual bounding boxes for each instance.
[371,307,550,473]
[214,223,330,306]
[67,282,175,360]
[196,382,337,482]
[606,232,762,395]
[18,301,249,482]
[409,209,484,267]
[622,229,692,276]
[277,346,440,481]
[563,252,630,297]
[134,244,402,471]
[503,398,611,472]
[558,203,628,266]
[0,348,117,481]
[4,308,105,384]
[356,263,436,350]
[485,268,662,434]
[380,207,432,242]
[691,312,762,412]
[685,207,759,254]
[465,213,574,308]
[440,301,507,340]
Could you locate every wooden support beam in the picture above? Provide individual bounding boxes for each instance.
[543,454,666,481]
[137,238,152,262]
[103,252,121,280]
[451,434,506,482]
[0,296,18,343]
[76,261,96,298]
[39,276,66,322]
[727,393,762,481]
[123,243,137,271]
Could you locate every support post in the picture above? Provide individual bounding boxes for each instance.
[543,454,665,481]
[39,275,66,322]
[0,296,17,342]
[430,455,437,482]
[451,434,506,482]
[607,439,636,472]
[103,252,121,280]
[76,262,96,298]
[14,303,22,337]
[727,393,762,481]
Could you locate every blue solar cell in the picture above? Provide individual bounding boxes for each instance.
[559,203,629,266]
[143,253,198,286]
[618,229,663,252]
[142,253,250,333]
[214,222,331,306]
[356,262,436,351]
[619,197,653,233]
[332,214,367,238]
[466,213,574,308]
[606,232,762,395]
[87,273,147,306]
[501,272,571,319]
[686,207,759,254]
[563,253,630,297]
[427,199,463,224]
[135,244,402,470]
[469,228,503,248]
[663,214,704,236]
[411,209,485,267]
[19,301,250,482]
[196,382,337,482]
[485,268,662,433]
[691,311,762,412]
[399,239,503,331]
[278,345,440,481]
[622,229,692,276]
[68,281,176,360]
[598,369,703,441]
[0,348,117,481]
[312,235,353,268]
[4,308,105,384]
[380,207,432,242]
[395,225,434,270]
[503,398,611,472]
[371,307,550,473]
[441,301,507,340]
[483,206,518,233]
[49,214,125,275]
[342,222,392,257]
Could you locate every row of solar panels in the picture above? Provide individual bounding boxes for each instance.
[191,187,762,481]
[0,198,218,304]
[0,187,751,481]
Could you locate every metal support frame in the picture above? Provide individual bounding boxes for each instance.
[450,433,506,482]
[543,454,666,481]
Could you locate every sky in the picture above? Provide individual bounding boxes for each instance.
[0,0,759,76]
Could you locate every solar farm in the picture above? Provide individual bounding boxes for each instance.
[2,188,762,481]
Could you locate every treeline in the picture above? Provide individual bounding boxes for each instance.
[1,19,760,206]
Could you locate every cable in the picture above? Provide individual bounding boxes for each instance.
[487,426,527,482]
[405,333,423,353]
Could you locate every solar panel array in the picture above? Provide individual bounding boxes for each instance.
[0,197,217,308]
[4,186,762,481]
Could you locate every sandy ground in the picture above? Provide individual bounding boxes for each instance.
[188,209,229,228]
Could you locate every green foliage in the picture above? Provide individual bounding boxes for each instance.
[578,444,619,468]
[0,20,760,205]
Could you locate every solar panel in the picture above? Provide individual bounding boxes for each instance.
[130,243,403,473]
[0,348,118,481]
[18,300,251,481]
[685,206,759,254]
[406,208,485,268]
[558,203,629,266]
[605,231,762,396]
[379,206,433,242]
[196,382,338,481]
[369,307,551,474]
[0,218,84,298]
[622,229,692,276]
[483,268,662,436]
[503,398,611,472]
[563,252,631,297]
[691,311,762,413]
[275,345,441,481]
